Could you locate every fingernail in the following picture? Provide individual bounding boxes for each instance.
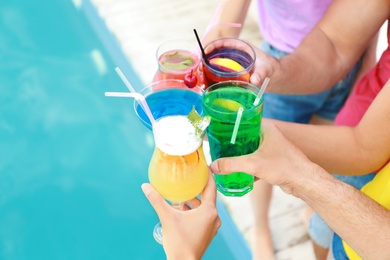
[210,162,219,173]
[141,183,151,195]
[250,74,261,85]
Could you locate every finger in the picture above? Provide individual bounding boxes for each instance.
[250,73,261,86]
[209,122,280,176]
[210,153,255,174]
[141,183,170,219]
[182,204,191,211]
[185,197,201,209]
[211,122,298,178]
[200,170,217,205]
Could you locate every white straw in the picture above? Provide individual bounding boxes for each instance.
[105,91,144,99]
[115,67,137,93]
[104,91,156,126]
[110,68,157,126]
[254,77,270,106]
[230,107,244,144]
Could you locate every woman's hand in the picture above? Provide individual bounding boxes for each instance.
[142,171,221,260]
[249,47,281,88]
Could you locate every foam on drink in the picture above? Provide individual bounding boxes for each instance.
[153,115,202,156]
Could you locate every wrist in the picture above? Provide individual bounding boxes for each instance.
[293,162,332,202]
[267,57,284,93]
[167,254,198,260]
[165,248,200,260]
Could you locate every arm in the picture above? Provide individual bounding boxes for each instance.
[251,0,389,94]
[210,123,390,259]
[202,0,251,44]
[352,32,379,84]
[142,171,220,260]
[299,167,390,259]
[266,79,390,175]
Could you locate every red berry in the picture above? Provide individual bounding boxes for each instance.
[184,69,197,88]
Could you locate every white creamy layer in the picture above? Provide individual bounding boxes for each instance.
[153,115,202,156]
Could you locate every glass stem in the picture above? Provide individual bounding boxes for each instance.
[171,202,184,210]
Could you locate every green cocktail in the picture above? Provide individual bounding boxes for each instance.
[202,81,263,196]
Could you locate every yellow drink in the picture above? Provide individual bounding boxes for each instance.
[149,145,208,203]
[148,115,208,204]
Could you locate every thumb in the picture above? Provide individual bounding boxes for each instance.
[210,154,258,176]
[141,183,170,219]
[250,73,261,86]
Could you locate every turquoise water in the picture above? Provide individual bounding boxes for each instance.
[0,0,251,259]
[136,88,203,129]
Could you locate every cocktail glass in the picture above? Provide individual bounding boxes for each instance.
[134,79,203,130]
[133,79,209,244]
[153,39,201,86]
[202,80,263,196]
[201,38,256,89]
[149,114,209,244]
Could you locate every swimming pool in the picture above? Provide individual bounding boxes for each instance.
[0,0,251,259]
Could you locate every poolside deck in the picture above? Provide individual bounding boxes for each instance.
[90,0,315,258]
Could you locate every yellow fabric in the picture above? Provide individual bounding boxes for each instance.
[342,162,390,259]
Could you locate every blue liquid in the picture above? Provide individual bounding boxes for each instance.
[135,88,203,129]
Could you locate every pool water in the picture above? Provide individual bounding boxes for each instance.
[0,0,251,259]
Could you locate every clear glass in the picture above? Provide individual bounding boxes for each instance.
[202,80,263,196]
[133,79,208,244]
[202,38,256,89]
[148,116,208,244]
[153,39,202,84]
[134,79,203,130]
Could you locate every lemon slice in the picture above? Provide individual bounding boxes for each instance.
[211,98,244,112]
[209,58,244,72]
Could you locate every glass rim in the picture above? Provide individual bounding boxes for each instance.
[202,80,264,115]
[133,79,204,127]
[137,79,204,96]
[201,37,256,75]
[155,38,201,72]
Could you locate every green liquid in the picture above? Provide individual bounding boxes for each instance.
[203,85,263,196]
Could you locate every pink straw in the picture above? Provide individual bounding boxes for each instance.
[201,3,242,42]
[112,67,156,126]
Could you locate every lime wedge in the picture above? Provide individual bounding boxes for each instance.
[161,51,194,70]
[187,107,210,135]
[211,98,244,112]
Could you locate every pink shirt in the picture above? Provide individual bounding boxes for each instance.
[334,23,390,127]
[256,0,332,52]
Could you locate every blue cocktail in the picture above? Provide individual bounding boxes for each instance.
[134,79,203,129]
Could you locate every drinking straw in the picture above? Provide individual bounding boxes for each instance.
[115,67,137,93]
[201,3,242,42]
[112,67,156,126]
[193,29,209,65]
[253,77,270,106]
[230,107,244,145]
[105,91,156,126]
[105,91,144,99]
